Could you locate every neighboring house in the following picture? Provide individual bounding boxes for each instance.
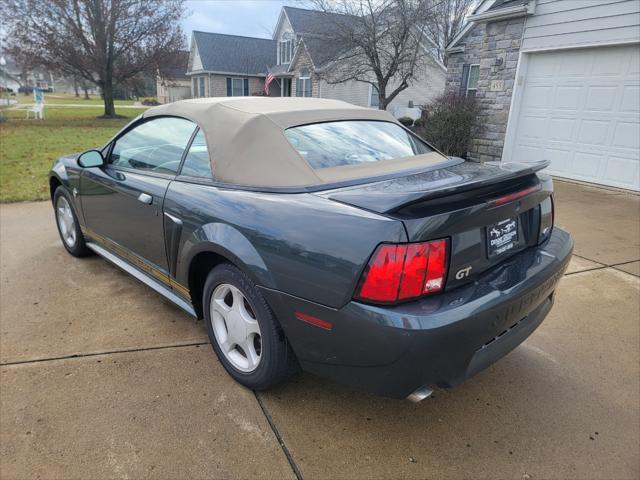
[187,32,277,99]
[186,6,446,117]
[446,0,640,191]
[156,51,191,104]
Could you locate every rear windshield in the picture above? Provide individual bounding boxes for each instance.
[284,120,433,169]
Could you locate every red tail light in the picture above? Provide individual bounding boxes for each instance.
[355,239,449,304]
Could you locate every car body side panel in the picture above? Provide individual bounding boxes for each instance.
[49,155,84,219]
[163,180,407,308]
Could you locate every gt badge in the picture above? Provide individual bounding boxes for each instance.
[455,266,472,280]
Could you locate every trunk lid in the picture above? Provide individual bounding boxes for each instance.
[315,160,553,291]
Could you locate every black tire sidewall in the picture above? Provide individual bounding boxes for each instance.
[203,263,292,390]
[53,187,89,257]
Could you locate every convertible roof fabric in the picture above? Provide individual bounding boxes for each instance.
[143,97,448,188]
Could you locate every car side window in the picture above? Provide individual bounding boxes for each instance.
[110,117,196,175]
[180,129,212,179]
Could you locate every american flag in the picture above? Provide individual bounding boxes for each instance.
[264,70,275,96]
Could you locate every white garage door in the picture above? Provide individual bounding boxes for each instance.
[508,44,640,191]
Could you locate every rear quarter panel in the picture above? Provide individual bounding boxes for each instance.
[164,181,407,308]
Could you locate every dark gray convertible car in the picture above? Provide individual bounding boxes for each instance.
[49,98,573,401]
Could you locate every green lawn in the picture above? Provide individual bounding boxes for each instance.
[0,106,147,202]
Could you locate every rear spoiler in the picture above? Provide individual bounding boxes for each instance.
[315,160,551,214]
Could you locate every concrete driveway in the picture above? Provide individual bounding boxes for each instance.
[1,180,638,479]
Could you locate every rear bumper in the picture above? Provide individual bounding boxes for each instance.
[261,228,573,399]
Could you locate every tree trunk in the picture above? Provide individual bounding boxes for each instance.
[102,80,116,117]
[74,80,79,97]
[378,83,387,110]
[83,87,90,100]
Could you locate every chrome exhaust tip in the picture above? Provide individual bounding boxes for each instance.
[406,386,433,403]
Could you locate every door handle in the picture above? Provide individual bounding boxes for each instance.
[137,193,153,205]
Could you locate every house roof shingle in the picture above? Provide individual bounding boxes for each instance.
[282,6,360,69]
[192,31,276,75]
[486,0,529,12]
[282,6,360,36]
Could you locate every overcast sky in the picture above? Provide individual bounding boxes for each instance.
[182,0,302,40]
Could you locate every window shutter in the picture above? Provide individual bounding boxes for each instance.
[243,78,249,96]
[226,78,232,96]
[459,64,470,96]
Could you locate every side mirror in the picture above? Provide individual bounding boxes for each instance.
[77,149,104,168]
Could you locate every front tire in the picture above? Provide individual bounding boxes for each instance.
[53,187,90,257]
[203,263,297,390]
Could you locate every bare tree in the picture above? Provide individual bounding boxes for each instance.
[3,0,186,117]
[426,0,476,65]
[310,0,438,110]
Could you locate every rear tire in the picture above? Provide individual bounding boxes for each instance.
[203,263,297,390]
[53,187,90,257]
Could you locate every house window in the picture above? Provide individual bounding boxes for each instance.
[199,76,206,97]
[279,40,293,64]
[369,83,380,107]
[226,77,249,96]
[462,64,480,97]
[296,68,312,97]
[192,77,197,97]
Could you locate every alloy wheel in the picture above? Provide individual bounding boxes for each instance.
[56,196,77,248]
[210,283,262,373]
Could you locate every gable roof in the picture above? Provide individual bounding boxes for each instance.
[446,0,534,51]
[282,6,360,36]
[190,31,275,75]
[486,0,529,12]
[446,0,497,51]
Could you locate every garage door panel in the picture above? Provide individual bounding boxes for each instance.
[558,50,592,76]
[555,86,584,110]
[545,148,573,173]
[577,119,610,145]
[585,85,620,111]
[612,121,640,149]
[628,51,640,74]
[549,118,575,141]
[508,44,640,190]
[573,152,603,177]
[621,86,640,112]
[518,115,548,139]
[513,143,545,163]
[522,85,554,108]
[605,156,640,186]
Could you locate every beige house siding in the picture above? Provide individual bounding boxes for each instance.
[319,79,371,107]
[190,74,265,97]
[156,77,191,104]
[521,0,640,51]
[388,56,446,114]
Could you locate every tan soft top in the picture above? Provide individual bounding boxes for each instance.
[143,97,447,188]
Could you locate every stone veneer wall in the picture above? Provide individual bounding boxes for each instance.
[290,43,320,98]
[446,17,525,162]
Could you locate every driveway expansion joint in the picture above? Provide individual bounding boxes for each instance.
[0,341,209,367]
[255,392,304,480]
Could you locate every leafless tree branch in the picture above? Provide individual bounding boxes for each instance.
[2,0,186,117]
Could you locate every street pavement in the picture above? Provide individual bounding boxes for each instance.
[1,180,638,479]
